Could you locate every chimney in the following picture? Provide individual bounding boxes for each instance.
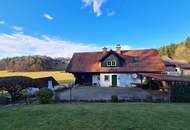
[116,44,121,54]
[102,47,108,54]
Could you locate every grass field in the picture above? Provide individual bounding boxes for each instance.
[0,103,190,130]
[0,71,75,84]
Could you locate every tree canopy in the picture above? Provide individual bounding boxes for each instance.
[159,37,190,62]
[0,55,70,72]
[0,76,36,101]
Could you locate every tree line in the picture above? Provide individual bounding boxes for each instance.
[159,37,190,62]
[0,55,70,72]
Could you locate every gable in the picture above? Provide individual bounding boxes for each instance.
[101,54,123,67]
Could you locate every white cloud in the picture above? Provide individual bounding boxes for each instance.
[107,10,115,16]
[12,26,24,32]
[43,13,54,20]
[0,33,100,58]
[0,20,5,25]
[0,33,132,58]
[82,0,107,16]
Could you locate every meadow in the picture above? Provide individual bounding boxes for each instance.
[0,71,75,84]
[0,103,190,130]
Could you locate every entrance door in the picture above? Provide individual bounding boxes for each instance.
[112,75,117,86]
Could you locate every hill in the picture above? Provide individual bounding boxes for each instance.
[159,37,190,62]
[0,55,70,72]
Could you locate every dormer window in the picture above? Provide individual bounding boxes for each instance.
[107,60,116,67]
[112,61,116,66]
[107,61,111,66]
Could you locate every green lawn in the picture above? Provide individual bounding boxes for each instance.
[0,103,190,130]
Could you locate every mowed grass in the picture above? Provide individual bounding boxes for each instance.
[0,103,190,130]
[0,71,75,84]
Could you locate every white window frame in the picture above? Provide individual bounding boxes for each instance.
[104,75,110,81]
[107,61,112,66]
[111,61,116,66]
[107,60,116,67]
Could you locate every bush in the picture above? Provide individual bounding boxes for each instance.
[38,88,53,104]
[111,95,119,102]
[0,76,35,102]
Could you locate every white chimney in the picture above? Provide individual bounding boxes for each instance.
[115,44,121,54]
[102,47,108,54]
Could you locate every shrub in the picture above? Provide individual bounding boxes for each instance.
[38,88,53,104]
[0,76,36,102]
[111,95,119,102]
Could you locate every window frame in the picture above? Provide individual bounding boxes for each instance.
[111,61,116,66]
[104,75,110,81]
[107,61,112,66]
[107,60,116,67]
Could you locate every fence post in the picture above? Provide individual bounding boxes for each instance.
[168,81,172,103]
[69,85,72,103]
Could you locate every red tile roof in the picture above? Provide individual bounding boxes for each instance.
[66,49,165,73]
[139,73,190,82]
[162,56,190,69]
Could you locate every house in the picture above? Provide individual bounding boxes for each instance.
[162,56,190,76]
[34,76,59,90]
[66,45,165,87]
[27,77,59,95]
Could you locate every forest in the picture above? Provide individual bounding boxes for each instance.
[0,55,70,72]
[159,37,190,62]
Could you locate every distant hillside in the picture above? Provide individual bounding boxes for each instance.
[159,37,190,62]
[0,55,70,72]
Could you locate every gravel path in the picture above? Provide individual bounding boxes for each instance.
[55,87,153,101]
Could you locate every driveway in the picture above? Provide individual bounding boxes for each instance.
[55,87,159,101]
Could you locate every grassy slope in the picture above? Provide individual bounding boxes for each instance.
[0,71,75,84]
[0,103,190,130]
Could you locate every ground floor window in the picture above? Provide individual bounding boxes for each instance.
[104,75,110,81]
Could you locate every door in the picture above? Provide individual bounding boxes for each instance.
[48,80,53,90]
[112,75,117,86]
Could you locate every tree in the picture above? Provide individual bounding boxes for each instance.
[0,76,36,102]
[184,37,190,61]
[0,55,70,72]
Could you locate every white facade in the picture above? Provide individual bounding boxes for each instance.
[166,66,182,76]
[92,73,141,87]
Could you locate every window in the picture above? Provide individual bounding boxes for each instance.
[97,76,100,80]
[107,60,116,67]
[107,61,111,66]
[111,61,116,66]
[104,75,109,81]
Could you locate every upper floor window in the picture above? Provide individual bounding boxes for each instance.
[107,60,116,67]
[111,61,116,66]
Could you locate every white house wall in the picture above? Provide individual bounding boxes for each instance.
[92,75,100,86]
[183,69,190,75]
[100,73,112,87]
[99,73,141,87]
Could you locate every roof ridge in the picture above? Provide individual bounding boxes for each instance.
[73,48,157,54]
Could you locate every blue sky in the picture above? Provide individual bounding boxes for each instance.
[0,0,190,58]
